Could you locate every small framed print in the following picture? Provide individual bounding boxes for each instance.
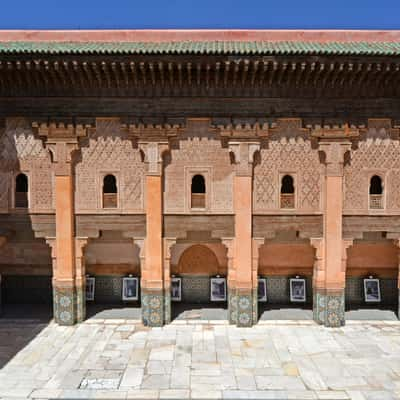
[364,278,381,303]
[258,278,267,302]
[171,277,182,302]
[210,277,227,302]
[86,277,95,301]
[122,277,139,301]
[290,278,306,302]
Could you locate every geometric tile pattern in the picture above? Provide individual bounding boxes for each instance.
[141,289,164,327]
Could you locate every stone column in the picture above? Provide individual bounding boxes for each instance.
[222,238,236,324]
[75,237,88,322]
[163,238,176,324]
[139,142,168,327]
[317,141,351,327]
[393,239,400,318]
[229,142,259,327]
[36,122,90,325]
[0,236,7,316]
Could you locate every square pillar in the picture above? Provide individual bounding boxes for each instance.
[315,137,354,327]
[229,142,260,327]
[139,141,168,327]
[37,125,88,326]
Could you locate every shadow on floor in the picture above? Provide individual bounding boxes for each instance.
[345,305,399,321]
[172,302,228,320]
[258,304,313,320]
[86,304,142,320]
[0,304,51,369]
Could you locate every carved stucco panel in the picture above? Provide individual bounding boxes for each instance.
[253,137,322,212]
[344,138,400,211]
[164,137,234,213]
[75,120,144,212]
[0,118,53,211]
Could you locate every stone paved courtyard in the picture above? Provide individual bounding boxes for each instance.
[0,319,400,400]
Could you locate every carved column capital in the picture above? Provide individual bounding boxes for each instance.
[138,141,169,176]
[228,141,260,176]
[33,122,91,176]
[318,141,352,177]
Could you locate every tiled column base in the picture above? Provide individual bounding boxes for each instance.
[229,288,256,327]
[164,287,171,324]
[141,288,164,327]
[53,284,78,326]
[313,288,345,327]
[76,283,86,323]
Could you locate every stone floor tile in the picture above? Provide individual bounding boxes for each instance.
[159,389,190,399]
[316,390,350,399]
[191,390,222,399]
[141,374,170,390]
[30,389,62,398]
[126,389,159,399]
[119,367,144,389]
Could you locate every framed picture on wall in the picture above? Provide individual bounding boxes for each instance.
[210,277,227,301]
[258,278,267,302]
[171,277,182,302]
[290,278,306,302]
[86,277,95,301]
[364,278,381,302]
[122,277,139,301]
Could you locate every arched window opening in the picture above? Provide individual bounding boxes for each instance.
[191,174,206,208]
[103,174,118,208]
[280,175,295,209]
[15,173,28,208]
[369,175,384,209]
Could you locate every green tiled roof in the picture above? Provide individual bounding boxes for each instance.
[1,41,400,55]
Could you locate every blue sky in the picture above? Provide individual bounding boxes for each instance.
[0,0,399,30]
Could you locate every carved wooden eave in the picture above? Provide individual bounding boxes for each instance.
[360,118,400,140]
[123,123,183,142]
[2,58,400,97]
[32,121,92,140]
[216,122,269,141]
[310,124,360,141]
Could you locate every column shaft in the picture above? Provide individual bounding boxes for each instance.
[142,175,164,326]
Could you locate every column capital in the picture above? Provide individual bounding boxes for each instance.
[312,125,359,177]
[33,121,91,176]
[138,141,169,176]
[228,141,260,176]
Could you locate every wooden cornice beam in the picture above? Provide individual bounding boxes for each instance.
[149,62,156,86]
[73,61,86,90]
[177,62,183,88]
[223,61,230,88]
[241,60,249,87]
[158,61,165,87]
[129,62,138,86]
[82,61,94,89]
[258,61,268,87]
[111,62,120,89]
[196,62,201,86]
[267,61,279,86]
[119,62,129,88]
[232,61,239,87]
[101,61,111,88]
[168,62,174,86]
[139,62,147,86]
[186,62,191,86]
[215,62,221,87]
[295,62,306,87]
[250,60,259,88]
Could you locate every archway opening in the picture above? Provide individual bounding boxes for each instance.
[191,174,206,209]
[15,173,28,208]
[369,175,384,209]
[170,244,228,321]
[103,174,118,208]
[280,175,295,209]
